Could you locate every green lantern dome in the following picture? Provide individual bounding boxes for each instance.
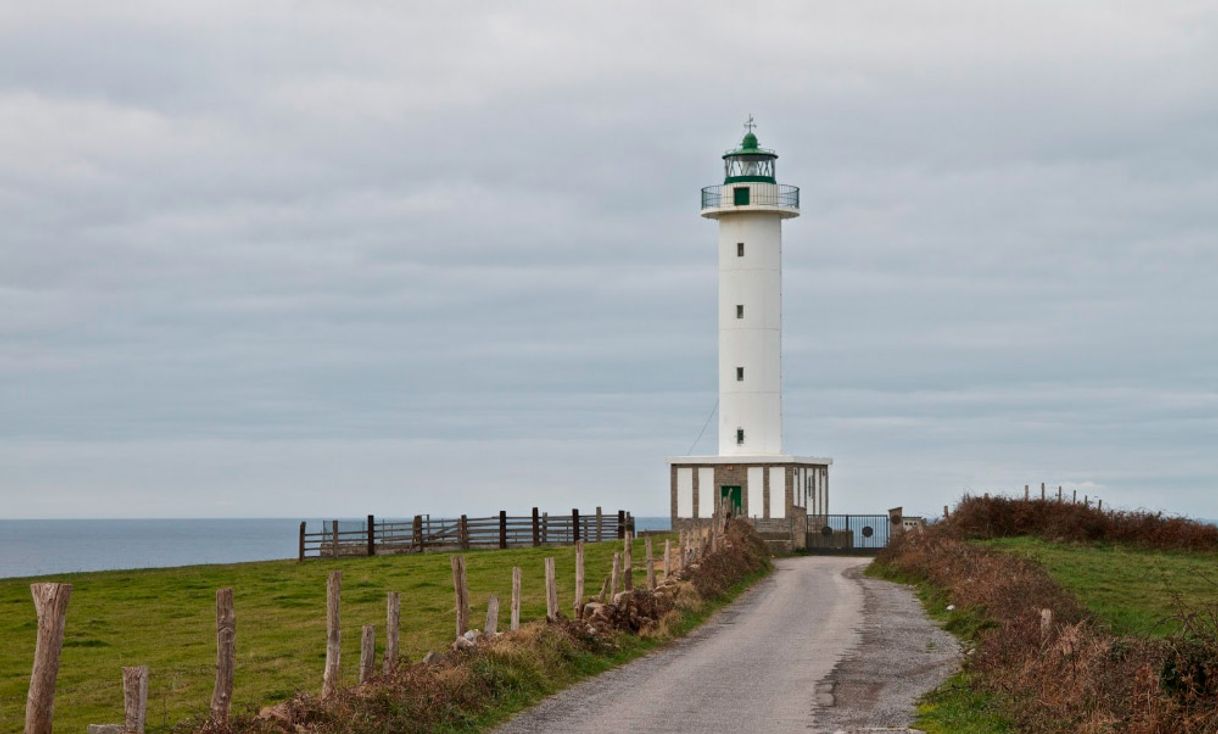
[722,121,777,184]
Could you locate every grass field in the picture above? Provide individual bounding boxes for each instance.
[874,536,1218,733]
[0,537,668,733]
[981,537,1218,637]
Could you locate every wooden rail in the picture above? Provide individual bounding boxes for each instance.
[298,507,635,560]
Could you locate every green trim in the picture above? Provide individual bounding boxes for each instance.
[724,175,777,184]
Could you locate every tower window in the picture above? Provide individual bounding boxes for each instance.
[736,304,744,319]
[737,242,745,257]
[736,428,745,445]
[736,367,744,381]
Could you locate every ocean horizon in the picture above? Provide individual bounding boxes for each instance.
[0,516,674,580]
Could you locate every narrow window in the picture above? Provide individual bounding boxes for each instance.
[736,366,744,381]
[737,242,745,257]
[736,428,745,445]
[736,304,744,319]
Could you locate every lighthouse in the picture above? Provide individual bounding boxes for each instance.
[669,119,831,547]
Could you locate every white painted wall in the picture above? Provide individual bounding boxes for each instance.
[697,467,715,517]
[768,466,786,518]
[747,466,765,518]
[717,211,786,456]
[676,468,693,518]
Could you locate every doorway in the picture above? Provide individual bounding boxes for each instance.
[720,485,742,515]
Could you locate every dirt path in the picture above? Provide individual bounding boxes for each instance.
[493,556,958,734]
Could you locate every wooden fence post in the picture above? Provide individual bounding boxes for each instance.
[331,520,338,557]
[610,552,621,596]
[384,592,400,674]
[617,510,626,539]
[645,537,655,590]
[597,576,610,603]
[1098,499,1103,511]
[1073,489,1078,504]
[573,541,585,618]
[323,571,341,698]
[485,594,500,635]
[25,582,71,734]
[367,515,376,557]
[511,567,522,631]
[123,666,148,734]
[298,521,306,562]
[358,625,375,683]
[544,557,559,621]
[1024,484,1029,501]
[1041,482,1046,501]
[623,531,634,591]
[458,515,469,550]
[943,505,949,519]
[596,506,603,541]
[211,588,235,724]
[451,556,470,637]
[542,512,549,543]
[663,539,671,580]
[499,510,508,549]
[1057,486,1063,502]
[531,507,540,546]
[412,515,423,552]
[572,508,581,543]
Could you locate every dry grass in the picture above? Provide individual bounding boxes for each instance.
[880,523,1218,733]
[942,494,1218,552]
[190,520,771,734]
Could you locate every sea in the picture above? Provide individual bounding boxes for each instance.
[0,516,673,579]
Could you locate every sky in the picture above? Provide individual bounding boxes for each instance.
[2,1,1217,520]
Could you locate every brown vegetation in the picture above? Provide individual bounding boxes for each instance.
[942,494,1218,552]
[187,520,770,734]
[881,508,1218,733]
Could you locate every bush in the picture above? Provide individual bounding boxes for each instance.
[940,495,1218,552]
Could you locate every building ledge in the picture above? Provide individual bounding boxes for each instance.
[667,455,832,466]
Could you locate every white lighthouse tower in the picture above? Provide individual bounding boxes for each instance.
[669,119,831,546]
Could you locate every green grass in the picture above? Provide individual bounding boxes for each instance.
[980,536,1218,637]
[0,537,678,733]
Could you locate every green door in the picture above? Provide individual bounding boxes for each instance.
[733,186,750,206]
[720,485,742,515]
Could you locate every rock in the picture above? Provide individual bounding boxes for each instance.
[87,725,124,734]
[583,601,606,617]
[462,629,481,641]
[422,650,442,664]
[612,591,631,606]
[451,636,476,651]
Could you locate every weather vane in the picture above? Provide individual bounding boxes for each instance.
[744,114,757,134]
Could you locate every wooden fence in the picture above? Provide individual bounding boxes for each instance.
[298,507,634,560]
[23,526,714,734]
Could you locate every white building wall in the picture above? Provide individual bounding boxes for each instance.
[697,467,715,517]
[717,212,784,456]
[747,466,765,519]
[768,466,786,518]
[676,468,693,518]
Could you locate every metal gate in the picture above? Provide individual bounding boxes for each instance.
[806,514,892,553]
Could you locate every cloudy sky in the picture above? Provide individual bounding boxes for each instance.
[2,1,1216,520]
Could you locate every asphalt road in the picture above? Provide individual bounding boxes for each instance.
[493,556,958,734]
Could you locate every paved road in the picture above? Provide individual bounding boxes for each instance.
[494,556,958,734]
